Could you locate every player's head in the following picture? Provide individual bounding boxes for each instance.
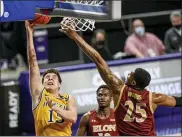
[96,85,112,108]
[42,69,62,92]
[126,68,151,90]
[132,19,145,36]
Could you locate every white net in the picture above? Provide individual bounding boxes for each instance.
[60,0,104,31]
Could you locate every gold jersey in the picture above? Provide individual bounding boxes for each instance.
[33,89,72,136]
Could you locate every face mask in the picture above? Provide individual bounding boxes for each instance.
[174,24,182,30]
[135,27,145,36]
[96,40,105,45]
[95,40,105,49]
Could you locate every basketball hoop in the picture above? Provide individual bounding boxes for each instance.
[60,0,104,31]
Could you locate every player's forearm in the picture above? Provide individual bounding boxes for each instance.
[76,129,86,136]
[73,34,104,65]
[26,30,39,69]
[162,96,176,107]
[73,34,123,92]
[53,107,77,123]
[155,94,177,107]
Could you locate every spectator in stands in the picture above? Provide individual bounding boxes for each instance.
[124,19,165,58]
[164,11,182,53]
[83,29,113,63]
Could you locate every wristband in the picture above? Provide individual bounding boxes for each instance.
[173,96,182,107]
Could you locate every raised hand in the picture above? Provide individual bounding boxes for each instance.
[25,20,34,34]
[59,23,78,40]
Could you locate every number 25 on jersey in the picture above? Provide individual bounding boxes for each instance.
[124,100,147,123]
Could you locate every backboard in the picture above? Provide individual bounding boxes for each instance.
[0,0,55,22]
[0,0,121,22]
[36,0,122,21]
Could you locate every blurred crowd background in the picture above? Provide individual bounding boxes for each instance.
[0,2,182,70]
[0,0,181,136]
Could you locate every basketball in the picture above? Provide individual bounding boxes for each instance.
[30,13,51,25]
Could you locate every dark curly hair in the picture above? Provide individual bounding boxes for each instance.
[96,85,111,95]
[134,68,151,89]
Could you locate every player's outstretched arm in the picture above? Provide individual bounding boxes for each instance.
[60,27,124,94]
[152,93,181,107]
[46,96,77,123]
[76,113,89,136]
[25,21,43,105]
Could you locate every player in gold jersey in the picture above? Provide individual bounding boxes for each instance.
[25,21,77,136]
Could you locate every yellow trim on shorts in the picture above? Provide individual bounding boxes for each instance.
[114,85,126,111]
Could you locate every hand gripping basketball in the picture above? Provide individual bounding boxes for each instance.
[29,13,51,27]
[25,21,34,34]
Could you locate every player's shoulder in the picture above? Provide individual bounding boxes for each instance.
[122,84,132,93]
[59,93,70,102]
[82,109,96,119]
[89,109,97,115]
[81,112,90,121]
[84,111,91,116]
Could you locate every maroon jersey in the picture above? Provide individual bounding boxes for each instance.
[115,85,156,136]
[87,109,119,136]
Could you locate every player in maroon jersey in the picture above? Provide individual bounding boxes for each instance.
[60,26,181,136]
[76,85,119,136]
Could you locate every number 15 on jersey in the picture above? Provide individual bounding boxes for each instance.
[48,110,64,123]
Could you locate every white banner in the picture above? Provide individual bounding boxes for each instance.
[57,58,181,114]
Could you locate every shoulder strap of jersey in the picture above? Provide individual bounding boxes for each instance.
[59,93,69,104]
[87,109,97,119]
[114,85,126,111]
[149,91,154,113]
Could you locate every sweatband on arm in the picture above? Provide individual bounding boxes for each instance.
[173,96,182,107]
